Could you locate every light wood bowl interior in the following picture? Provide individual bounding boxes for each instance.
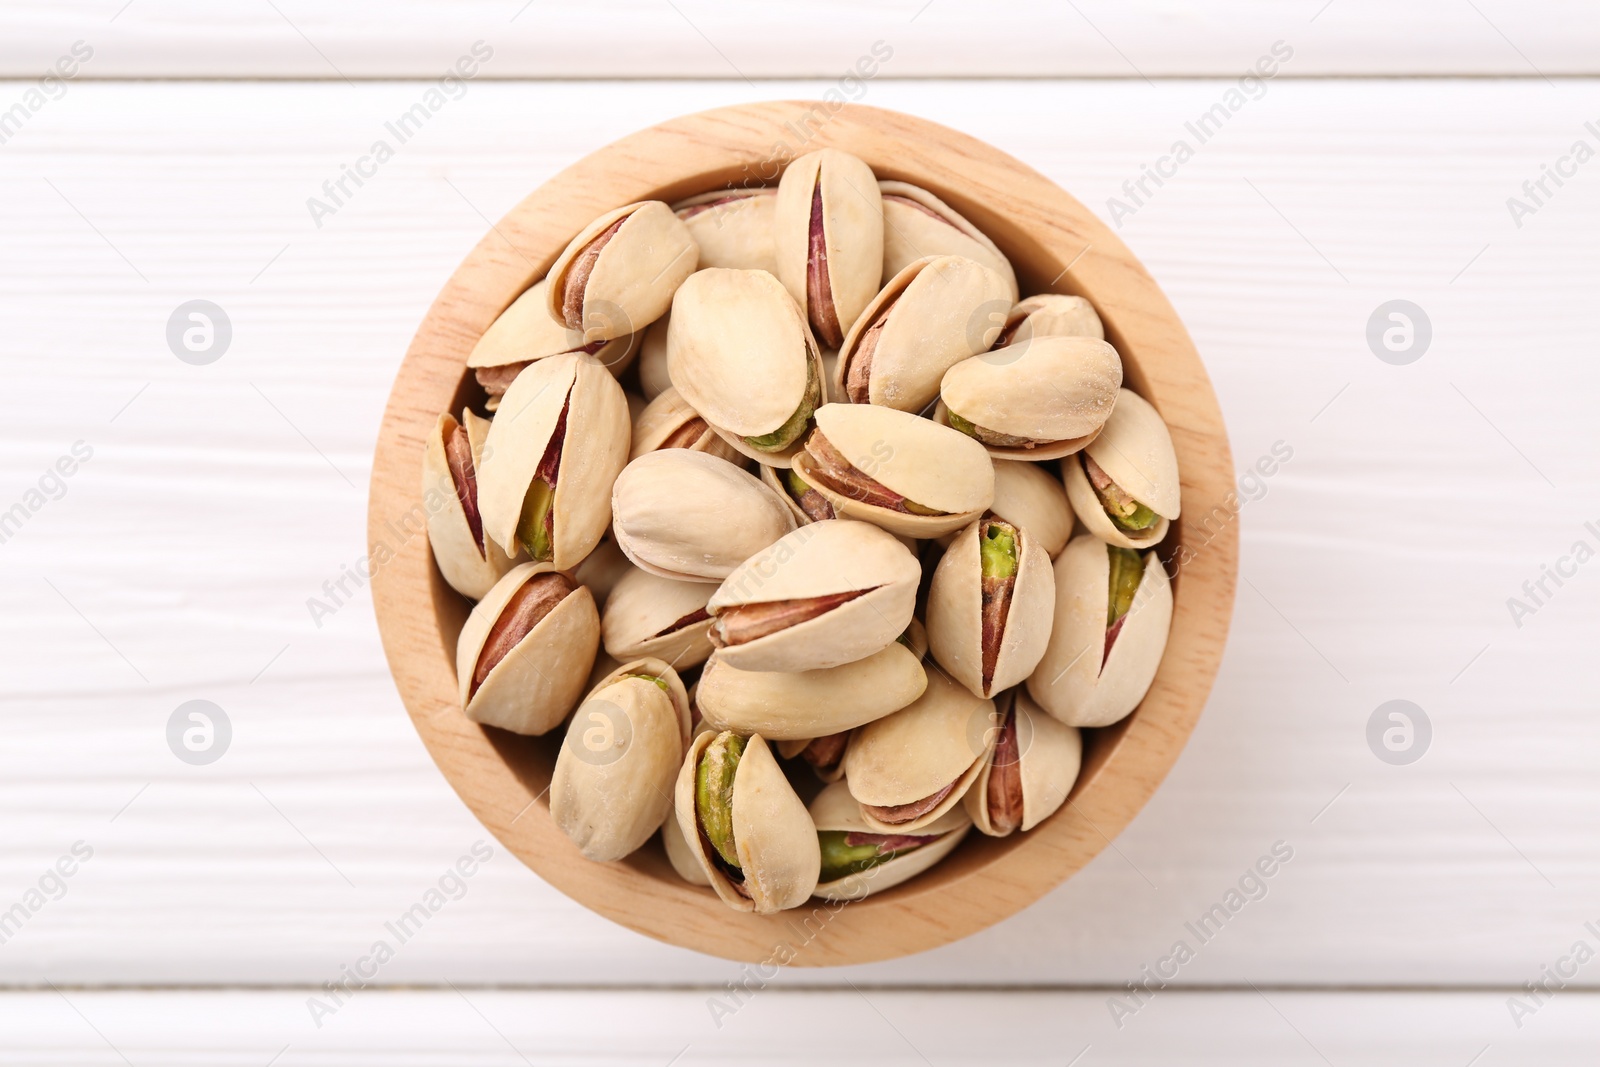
[368,101,1237,965]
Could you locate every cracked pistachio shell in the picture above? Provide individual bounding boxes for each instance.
[695,641,928,741]
[572,535,631,610]
[762,461,829,526]
[836,255,1013,413]
[611,449,796,583]
[660,806,711,886]
[476,353,631,570]
[878,180,1018,302]
[550,657,692,862]
[843,668,991,834]
[936,460,1076,558]
[927,517,1056,699]
[468,279,639,382]
[600,565,715,669]
[673,188,777,274]
[1026,535,1173,728]
[637,312,673,400]
[629,386,745,466]
[775,149,884,348]
[1062,389,1181,550]
[964,688,1082,837]
[707,520,920,673]
[809,781,972,901]
[675,732,821,913]
[456,562,600,736]
[997,294,1104,345]
[547,201,698,342]
[938,336,1123,461]
[423,409,521,599]
[666,268,823,468]
[792,403,995,539]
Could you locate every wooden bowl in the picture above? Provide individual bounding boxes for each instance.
[369,102,1237,965]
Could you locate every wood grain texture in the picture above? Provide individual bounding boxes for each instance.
[369,101,1237,964]
[0,77,1597,988]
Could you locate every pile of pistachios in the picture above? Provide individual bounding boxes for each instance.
[424,148,1180,914]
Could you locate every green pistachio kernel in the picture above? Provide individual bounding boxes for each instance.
[785,468,813,497]
[946,409,979,439]
[746,360,821,453]
[1106,546,1144,628]
[1108,500,1158,533]
[627,673,670,693]
[980,522,1019,579]
[818,831,895,882]
[516,479,554,561]
[695,732,747,869]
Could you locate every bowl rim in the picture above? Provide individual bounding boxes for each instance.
[368,100,1238,966]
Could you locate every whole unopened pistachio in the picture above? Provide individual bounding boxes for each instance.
[468,279,638,408]
[673,188,777,274]
[1062,389,1181,549]
[964,688,1081,837]
[878,180,1018,302]
[546,201,699,341]
[629,386,744,466]
[667,267,824,467]
[1026,534,1172,728]
[775,149,884,348]
[810,780,972,901]
[991,293,1103,347]
[939,336,1122,461]
[675,730,821,913]
[601,565,715,670]
[423,409,521,599]
[456,562,600,736]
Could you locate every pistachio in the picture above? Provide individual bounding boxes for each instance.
[992,293,1103,347]
[456,561,600,736]
[637,312,673,400]
[836,254,1013,413]
[927,516,1056,698]
[660,805,712,886]
[1061,389,1181,549]
[878,180,1018,301]
[963,688,1082,837]
[570,535,632,610]
[939,336,1122,461]
[1026,534,1173,728]
[546,201,699,341]
[468,279,639,408]
[601,565,716,670]
[761,462,836,525]
[423,409,522,599]
[611,449,795,583]
[797,730,852,782]
[775,149,884,348]
[673,188,778,274]
[790,402,995,539]
[810,780,971,900]
[675,730,821,913]
[629,386,745,466]
[667,267,825,468]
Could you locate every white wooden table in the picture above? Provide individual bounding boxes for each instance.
[3,2,1599,1061]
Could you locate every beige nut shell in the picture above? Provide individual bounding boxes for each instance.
[637,313,673,400]
[571,535,631,610]
[843,668,991,833]
[601,565,715,669]
[1025,535,1173,728]
[775,149,884,345]
[611,449,796,583]
[1062,389,1181,549]
[477,353,631,570]
[939,336,1123,461]
[468,278,638,377]
[1000,293,1104,344]
[793,403,995,539]
[456,561,600,736]
[963,688,1082,837]
[878,180,1018,302]
[666,267,822,469]
[673,188,777,274]
[695,640,928,741]
[926,517,1056,698]
[675,732,821,913]
[810,781,972,901]
[660,807,711,886]
[707,520,920,673]
[985,460,1076,559]
[422,409,522,600]
[836,254,1013,413]
[629,386,745,465]
[546,200,699,341]
[550,658,692,862]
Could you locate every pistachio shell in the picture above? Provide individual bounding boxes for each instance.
[628,386,747,466]
[878,180,1018,302]
[423,409,522,599]
[675,732,820,913]
[571,535,631,609]
[660,806,712,886]
[477,353,631,569]
[637,313,673,400]
[938,336,1123,461]
[601,565,715,669]
[611,449,796,583]
[706,520,920,673]
[546,201,699,341]
[996,293,1104,345]
[836,255,1013,413]
[984,460,1076,558]
[761,461,833,526]
[1062,389,1181,549]
[809,780,972,901]
[792,403,995,539]
[843,668,991,833]
[666,267,823,468]
[926,517,1056,698]
[673,188,777,273]
[963,688,1081,837]
[456,562,600,735]
[468,279,640,388]
[1026,535,1173,727]
[695,638,928,741]
[775,149,884,347]
[550,658,691,862]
